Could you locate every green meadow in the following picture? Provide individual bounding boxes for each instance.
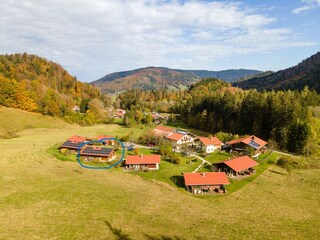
[0,108,319,239]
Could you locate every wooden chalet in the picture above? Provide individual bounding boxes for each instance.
[196,136,222,154]
[79,146,115,162]
[114,109,126,118]
[153,125,175,137]
[96,135,115,145]
[215,156,258,177]
[165,130,196,150]
[59,135,88,153]
[68,135,87,142]
[125,155,161,171]
[183,172,230,194]
[226,135,267,154]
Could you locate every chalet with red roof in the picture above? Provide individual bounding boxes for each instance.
[227,135,267,154]
[96,135,115,145]
[72,105,80,112]
[80,146,115,162]
[125,155,161,171]
[215,156,258,177]
[196,136,222,153]
[183,172,230,194]
[59,135,89,153]
[165,130,196,150]
[67,135,87,142]
[153,125,175,137]
[114,109,126,118]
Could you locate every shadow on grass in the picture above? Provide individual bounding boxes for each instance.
[203,164,214,171]
[268,169,287,176]
[144,234,183,240]
[170,175,185,188]
[104,221,183,240]
[163,158,174,164]
[104,220,131,240]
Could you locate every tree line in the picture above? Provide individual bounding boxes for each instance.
[116,79,320,154]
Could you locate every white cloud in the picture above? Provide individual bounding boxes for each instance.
[293,0,320,14]
[0,0,317,81]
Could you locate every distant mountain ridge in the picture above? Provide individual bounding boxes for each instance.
[91,67,261,93]
[235,52,320,92]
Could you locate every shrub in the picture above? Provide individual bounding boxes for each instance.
[134,148,140,155]
[169,152,180,164]
[276,156,308,175]
[120,134,130,142]
[60,148,67,155]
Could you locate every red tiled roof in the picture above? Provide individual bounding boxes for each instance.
[115,112,124,117]
[96,135,113,143]
[211,137,222,145]
[126,155,161,165]
[242,136,267,149]
[198,137,222,146]
[166,132,184,141]
[224,156,258,172]
[154,125,174,133]
[184,172,230,186]
[226,136,247,145]
[67,135,87,143]
[227,135,267,150]
[97,135,113,140]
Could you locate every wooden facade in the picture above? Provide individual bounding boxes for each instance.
[214,156,258,178]
[125,155,161,171]
[183,172,230,194]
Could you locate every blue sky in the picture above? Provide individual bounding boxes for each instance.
[0,0,319,82]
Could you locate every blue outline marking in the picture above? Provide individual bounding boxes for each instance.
[77,138,125,170]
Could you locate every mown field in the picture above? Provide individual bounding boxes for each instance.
[0,108,319,239]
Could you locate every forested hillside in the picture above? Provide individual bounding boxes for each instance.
[0,53,111,124]
[92,67,200,93]
[92,67,261,93]
[235,52,320,92]
[116,79,320,154]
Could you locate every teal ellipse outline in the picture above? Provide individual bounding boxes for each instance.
[77,138,125,170]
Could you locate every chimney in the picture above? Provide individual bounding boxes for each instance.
[201,173,205,177]
[140,154,143,159]
[251,136,254,140]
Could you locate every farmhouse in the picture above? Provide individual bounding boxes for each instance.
[59,135,88,153]
[165,130,196,150]
[183,172,230,194]
[80,146,115,162]
[72,105,80,112]
[114,109,126,118]
[215,155,258,177]
[196,136,222,154]
[227,135,267,154]
[125,155,161,171]
[68,135,87,142]
[153,125,175,137]
[96,135,115,145]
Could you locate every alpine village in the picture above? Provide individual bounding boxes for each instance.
[1,50,320,239]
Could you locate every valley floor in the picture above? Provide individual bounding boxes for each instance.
[0,123,319,239]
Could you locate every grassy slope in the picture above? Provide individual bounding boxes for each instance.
[0,108,319,239]
[0,107,68,138]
